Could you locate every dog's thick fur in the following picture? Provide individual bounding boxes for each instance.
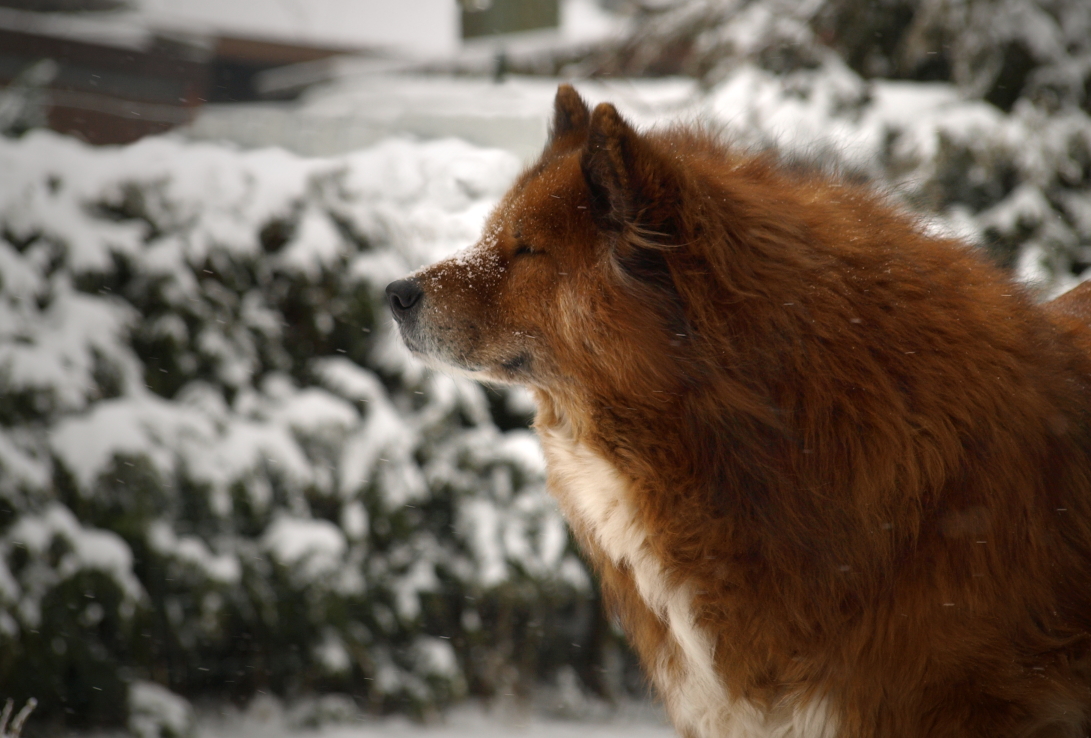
[388,85,1091,737]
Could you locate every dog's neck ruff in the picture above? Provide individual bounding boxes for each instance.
[536,423,837,738]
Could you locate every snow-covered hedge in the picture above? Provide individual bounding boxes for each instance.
[696,59,1091,293]
[0,132,598,727]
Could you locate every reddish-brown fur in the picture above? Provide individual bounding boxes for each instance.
[388,85,1091,737]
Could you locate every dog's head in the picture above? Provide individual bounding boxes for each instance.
[387,85,691,398]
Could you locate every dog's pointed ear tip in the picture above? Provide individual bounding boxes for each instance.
[550,85,591,145]
[554,85,589,117]
[588,102,634,141]
[591,102,626,125]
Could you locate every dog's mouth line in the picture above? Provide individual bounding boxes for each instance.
[409,343,489,375]
[398,322,532,379]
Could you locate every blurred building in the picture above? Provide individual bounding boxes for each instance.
[0,7,208,143]
[0,0,614,147]
[0,0,457,144]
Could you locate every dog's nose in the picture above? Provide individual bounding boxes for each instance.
[386,279,424,322]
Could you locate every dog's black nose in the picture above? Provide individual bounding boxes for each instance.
[386,279,424,322]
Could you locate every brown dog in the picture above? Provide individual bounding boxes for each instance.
[388,85,1091,737]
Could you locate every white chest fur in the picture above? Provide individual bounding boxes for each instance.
[536,425,836,738]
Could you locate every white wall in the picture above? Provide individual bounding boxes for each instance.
[140,0,460,58]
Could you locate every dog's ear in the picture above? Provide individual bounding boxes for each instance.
[548,84,590,151]
[581,102,643,231]
[582,104,684,329]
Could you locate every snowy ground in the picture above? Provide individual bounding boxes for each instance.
[195,701,674,738]
[184,75,699,160]
[72,700,675,738]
